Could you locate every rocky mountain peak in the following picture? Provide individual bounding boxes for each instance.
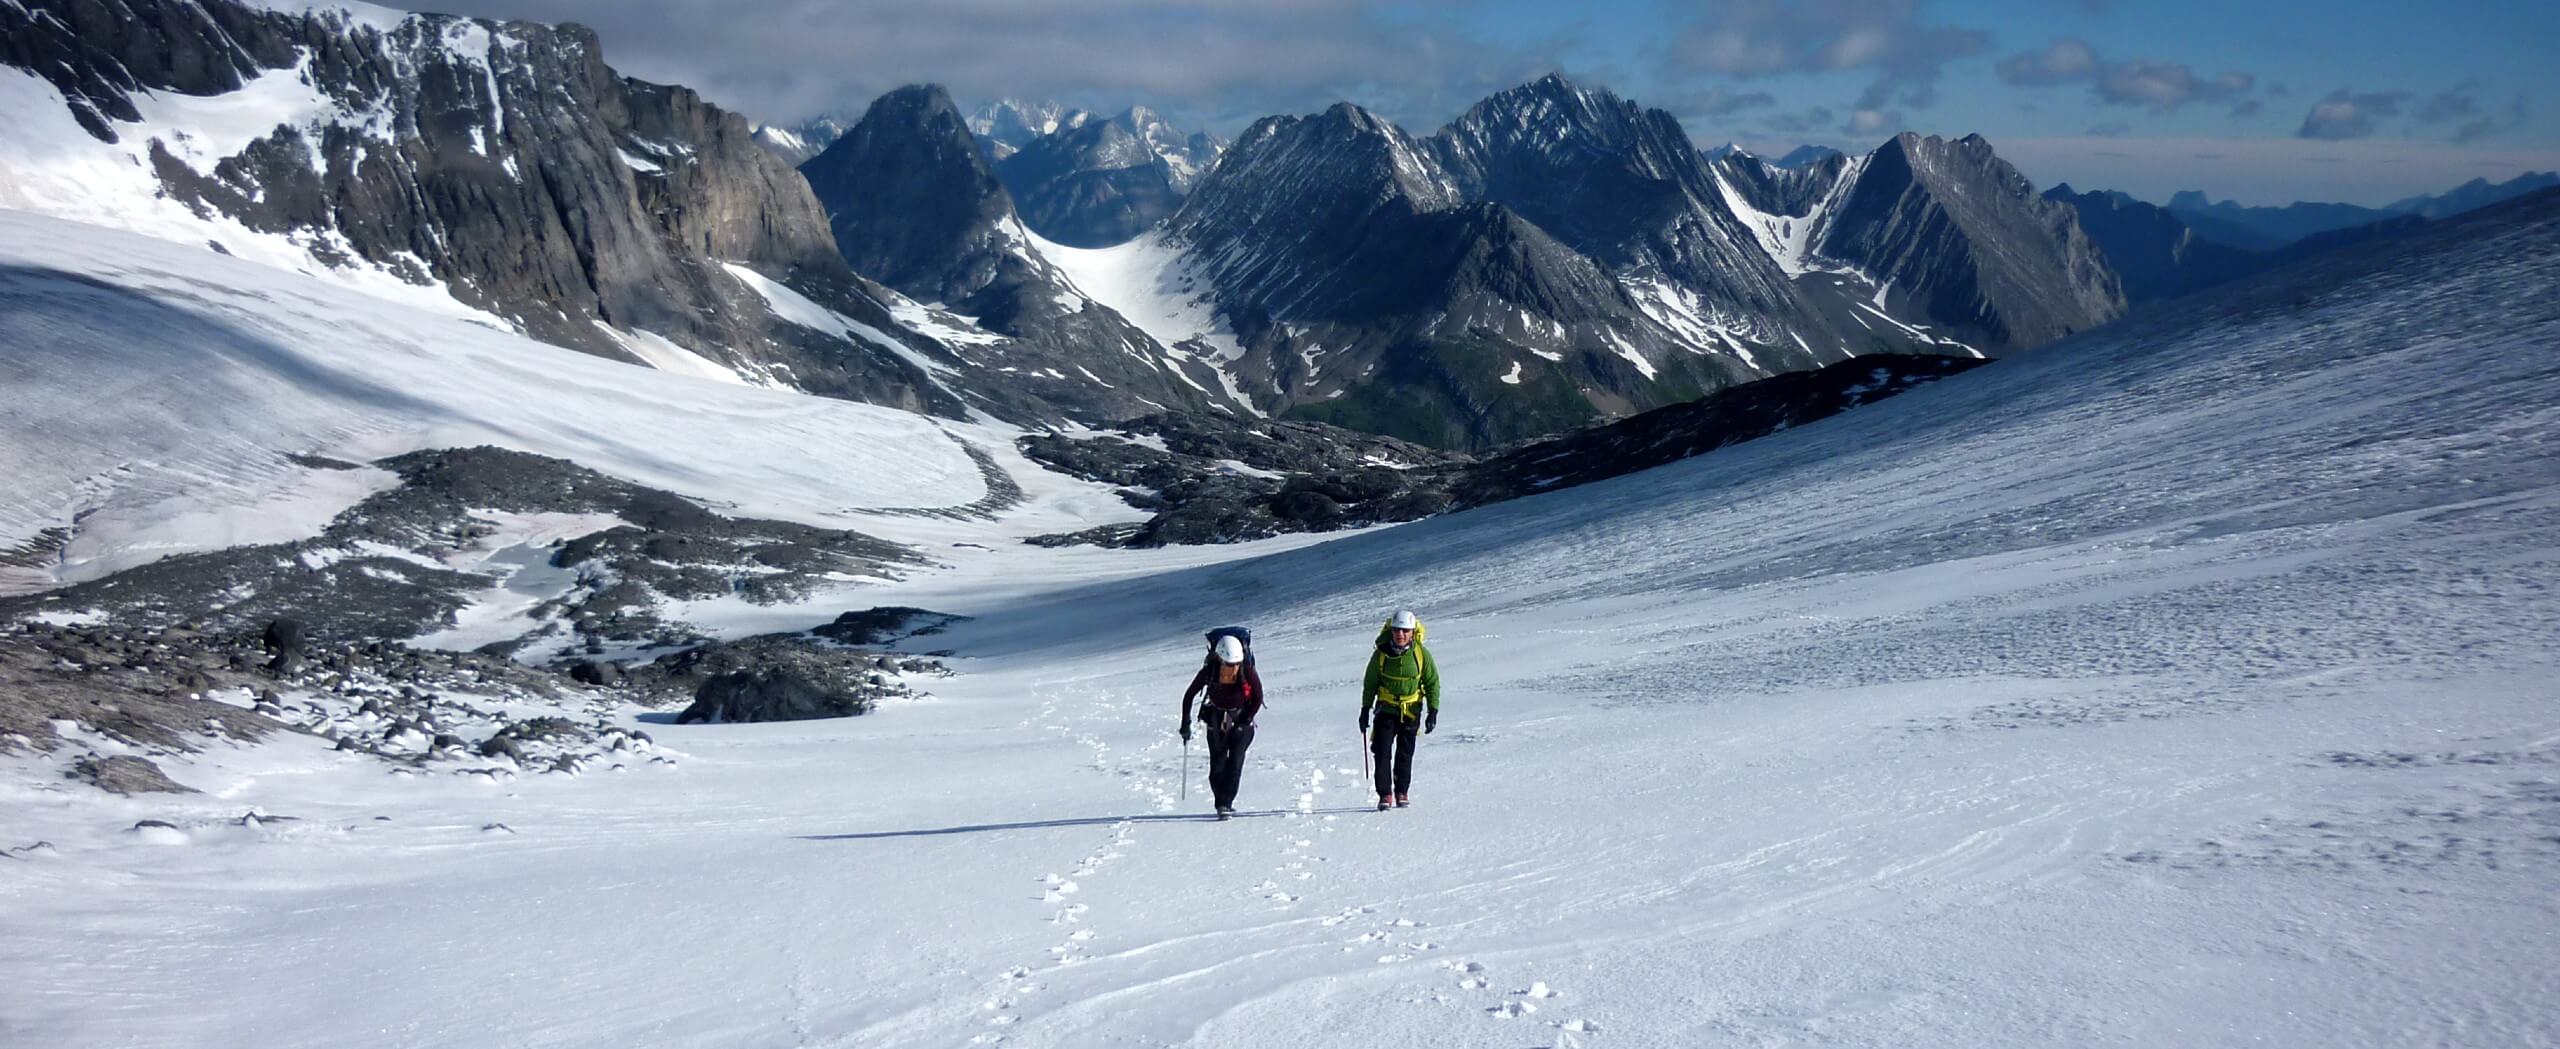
[969,98,1088,150]
[1184,104,1460,226]
[1822,130,2125,349]
[801,83,1013,302]
[1431,74,1803,322]
[1773,144,1845,169]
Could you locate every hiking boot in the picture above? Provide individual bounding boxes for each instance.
[1377,795,1394,811]
[1394,794,1410,808]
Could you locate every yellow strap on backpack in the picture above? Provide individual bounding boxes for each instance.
[1376,688,1424,718]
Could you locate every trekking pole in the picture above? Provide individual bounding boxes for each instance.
[1181,735,1190,801]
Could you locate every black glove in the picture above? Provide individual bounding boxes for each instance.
[1425,710,1438,734]
[1179,721,1192,742]
[1357,708,1370,733]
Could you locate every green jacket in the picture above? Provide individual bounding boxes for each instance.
[1361,638,1440,721]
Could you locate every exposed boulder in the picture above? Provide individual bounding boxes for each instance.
[810,607,970,647]
[67,755,194,795]
[680,667,873,724]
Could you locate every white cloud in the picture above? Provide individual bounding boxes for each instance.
[1997,38,2256,114]
[2298,88,2411,140]
[1661,0,1991,112]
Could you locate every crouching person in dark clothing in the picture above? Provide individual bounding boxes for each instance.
[1181,634,1263,818]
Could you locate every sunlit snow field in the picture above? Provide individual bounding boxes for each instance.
[2,195,2555,1047]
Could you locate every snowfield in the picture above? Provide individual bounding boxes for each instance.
[3,190,2558,1049]
[0,211,987,592]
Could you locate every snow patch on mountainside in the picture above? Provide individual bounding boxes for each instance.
[1710,154,1866,279]
[0,65,505,327]
[1023,230,1218,349]
[718,263,970,386]
[1628,278,1763,371]
[598,326,756,386]
[0,211,984,587]
[1024,229,1260,413]
[876,287,1008,347]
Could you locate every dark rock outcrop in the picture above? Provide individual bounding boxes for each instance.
[651,633,947,723]
[1026,353,1984,546]
[679,667,872,723]
[68,755,194,795]
[810,607,970,647]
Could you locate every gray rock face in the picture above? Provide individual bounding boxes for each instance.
[801,85,1233,423]
[996,108,1225,248]
[1817,133,2126,350]
[804,86,1016,303]
[1161,100,1771,449]
[0,0,968,418]
[1137,78,2039,449]
[1432,76,1804,331]
[2043,185,2271,304]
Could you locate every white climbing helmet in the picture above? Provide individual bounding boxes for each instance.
[1214,635,1245,664]
[1389,610,1418,630]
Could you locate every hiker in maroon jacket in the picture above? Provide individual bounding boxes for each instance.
[1179,633,1263,819]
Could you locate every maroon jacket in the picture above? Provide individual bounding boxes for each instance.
[1182,663,1264,729]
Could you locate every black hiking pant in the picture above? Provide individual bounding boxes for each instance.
[1370,715,1419,796]
[1206,722,1255,810]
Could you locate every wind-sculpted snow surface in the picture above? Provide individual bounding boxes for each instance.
[2,195,2556,1046]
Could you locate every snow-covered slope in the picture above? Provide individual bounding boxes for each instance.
[0,210,984,591]
[3,193,2555,1047]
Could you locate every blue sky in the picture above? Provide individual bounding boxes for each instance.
[431,0,2559,206]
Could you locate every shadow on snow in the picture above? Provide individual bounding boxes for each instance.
[798,807,1380,840]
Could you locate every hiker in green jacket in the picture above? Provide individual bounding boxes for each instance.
[1357,609,1439,810]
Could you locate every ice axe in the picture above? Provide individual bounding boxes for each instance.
[1180,733,1190,802]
